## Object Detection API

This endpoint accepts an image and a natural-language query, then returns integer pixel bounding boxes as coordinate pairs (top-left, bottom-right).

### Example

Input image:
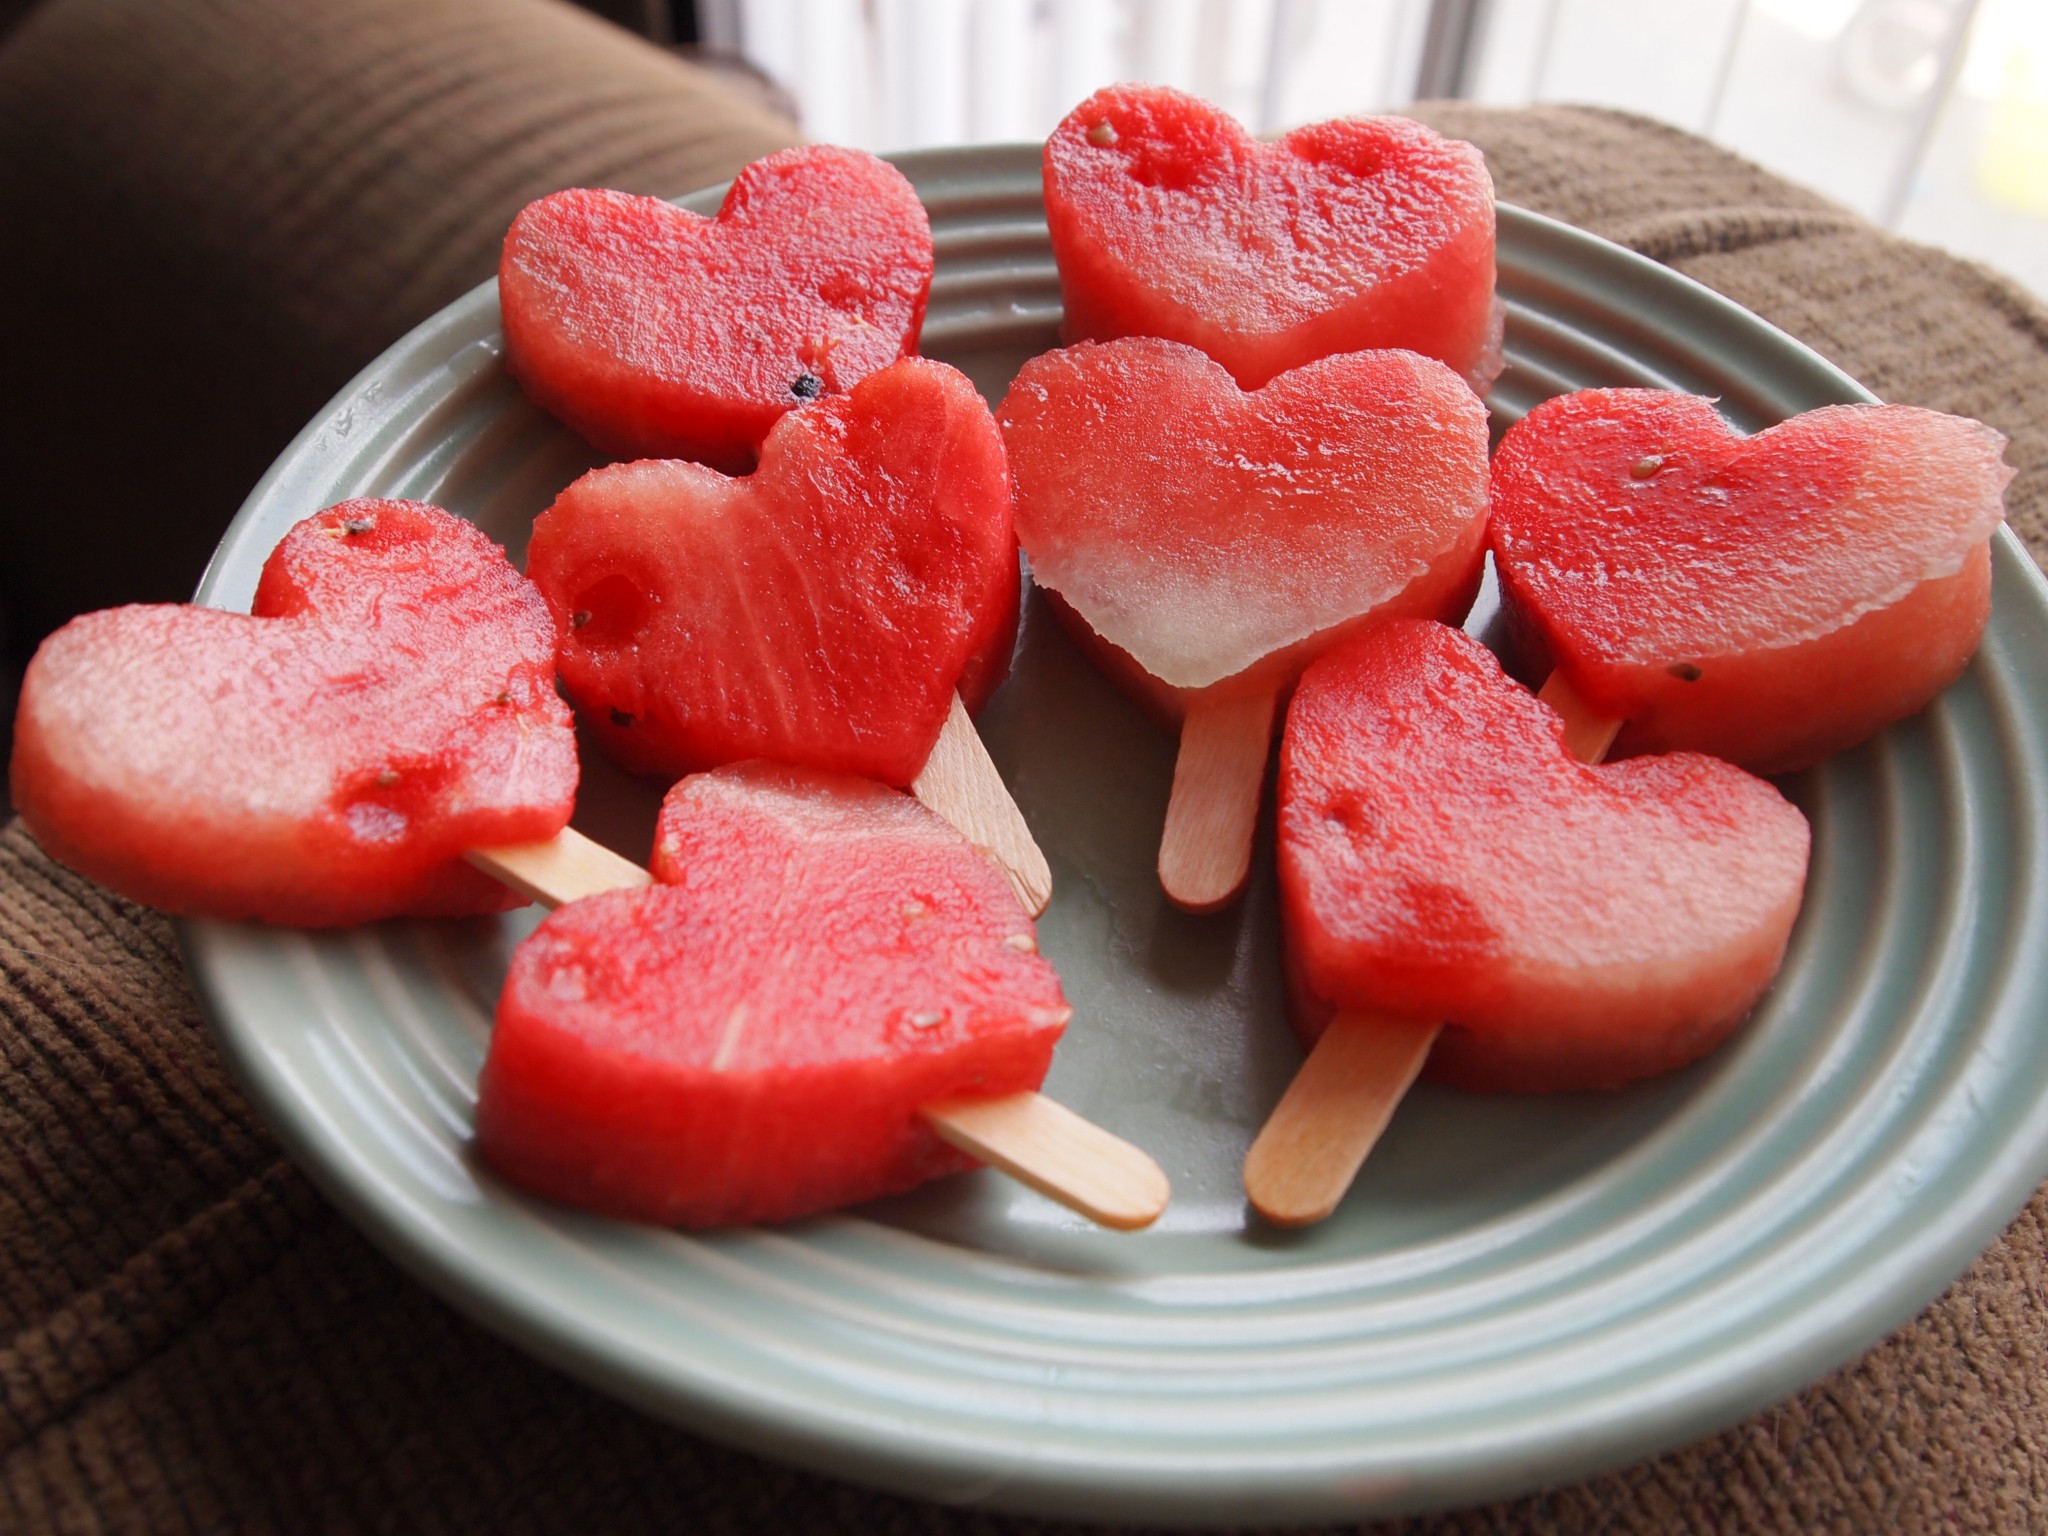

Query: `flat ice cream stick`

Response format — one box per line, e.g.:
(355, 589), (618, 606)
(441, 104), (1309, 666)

(467, 828), (654, 907)
(1158, 689), (1279, 913)
(912, 691), (1054, 917)
(463, 826), (1161, 1229)
(1242, 667), (1622, 1226)
(1243, 1012), (1440, 1226)
(1538, 669), (1623, 763)
(922, 1090), (1171, 1230)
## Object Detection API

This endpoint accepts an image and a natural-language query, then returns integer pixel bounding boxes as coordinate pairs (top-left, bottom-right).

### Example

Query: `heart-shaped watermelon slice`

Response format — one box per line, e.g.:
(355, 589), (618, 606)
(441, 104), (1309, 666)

(1043, 85), (1501, 394)
(500, 146), (933, 471)
(1490, 391), (2013, 774)
(10, 500), (578, 926)
(475, 761), (1068, 1228)
(1279, 620), (1809, 1093)
(997, 337), (1490, 716)
(527, 356), (1018, 787)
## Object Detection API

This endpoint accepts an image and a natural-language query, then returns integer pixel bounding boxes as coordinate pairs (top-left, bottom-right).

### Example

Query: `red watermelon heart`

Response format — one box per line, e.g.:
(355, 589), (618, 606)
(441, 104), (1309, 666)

(997, 337), (1489, 718)
(10, 500), (578, 926)
(1490, 391), (2011, 774)
(475, 761), (1068, 1228)
(1043, 85), (1501, 394)
(1279, 620), (1809, 1093)
(500, 146), (933, 471)
(526, 357), (1018, 788)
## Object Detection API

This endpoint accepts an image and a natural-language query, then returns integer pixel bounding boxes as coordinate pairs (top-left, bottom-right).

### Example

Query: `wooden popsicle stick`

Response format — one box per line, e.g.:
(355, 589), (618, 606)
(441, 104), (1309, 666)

(912, 691), (1053, 918)
(462, 830), (1159, 1229)
(1158, 688), (1279, 914)
(922, 1090), (1170, 1230)
(1242, 667), (1625, 1226)
(1243, 1012), (1440, 1227)
(466, 827), (653, 908)
(1538, 669), (1623, 764)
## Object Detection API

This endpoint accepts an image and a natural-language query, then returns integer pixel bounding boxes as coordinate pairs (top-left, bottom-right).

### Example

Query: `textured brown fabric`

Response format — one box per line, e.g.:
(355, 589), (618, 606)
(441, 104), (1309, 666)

(1, 7), (2046, 1528)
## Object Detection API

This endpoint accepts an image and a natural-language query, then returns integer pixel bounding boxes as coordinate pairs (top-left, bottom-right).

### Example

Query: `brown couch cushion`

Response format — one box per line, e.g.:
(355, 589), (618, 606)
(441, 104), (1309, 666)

(0, 0), (797, 661)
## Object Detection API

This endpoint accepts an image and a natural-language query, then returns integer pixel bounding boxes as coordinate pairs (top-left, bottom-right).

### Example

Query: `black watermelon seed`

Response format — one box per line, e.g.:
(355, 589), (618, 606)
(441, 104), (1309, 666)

(790, 373), (824, 400)
(1667, 662), (1703, 682)
(610, 708), (634, 728)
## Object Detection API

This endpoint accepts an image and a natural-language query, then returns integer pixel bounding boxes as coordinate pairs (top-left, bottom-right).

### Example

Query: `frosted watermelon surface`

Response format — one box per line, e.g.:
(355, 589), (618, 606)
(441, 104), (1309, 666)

(10, 501), (577, 926)
(997, 338), (1489, 716)
(526, 358), (1016, 787)
(475, 762), (1069, 1228)
(1491, 391), (2012, 774)
(1279, 620), (1810, 1093)
(500, 147), (933, 471)
(1043, 85), (1501, 393)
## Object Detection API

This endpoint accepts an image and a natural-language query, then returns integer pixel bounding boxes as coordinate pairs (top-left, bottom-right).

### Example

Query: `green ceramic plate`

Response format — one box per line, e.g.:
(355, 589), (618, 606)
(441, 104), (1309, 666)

(183, 145), (2048, 1525)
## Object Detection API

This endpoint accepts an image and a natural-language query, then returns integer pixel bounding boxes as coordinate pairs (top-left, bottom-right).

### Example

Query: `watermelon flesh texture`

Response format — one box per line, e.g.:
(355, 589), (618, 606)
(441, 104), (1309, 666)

(1491, 391), (2012, 775)
(475, 762), (1069, 1228)
(997, 338), (1490, 720)
(500, 147), (933, 472)
(1043, 86), (1501, 395)
(1278, 620), (1810, 1093)
(9, 501), (577, 926)
(527, 357), (1018, 787)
